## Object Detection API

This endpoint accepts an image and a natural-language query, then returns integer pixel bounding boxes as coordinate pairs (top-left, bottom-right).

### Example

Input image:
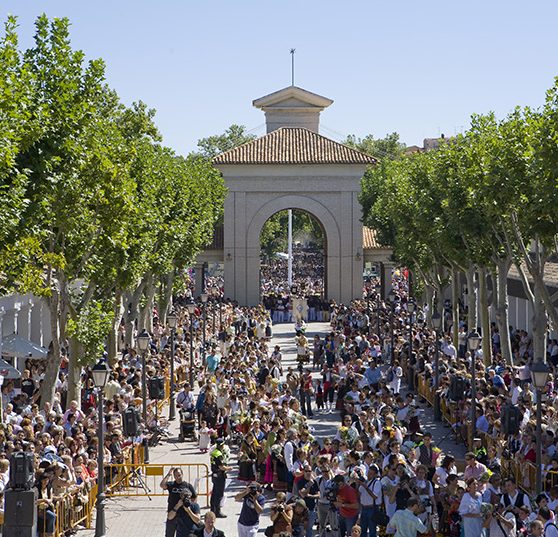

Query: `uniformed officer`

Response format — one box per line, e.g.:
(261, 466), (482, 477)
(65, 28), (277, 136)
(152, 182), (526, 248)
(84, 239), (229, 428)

(210, 439), (231, 518)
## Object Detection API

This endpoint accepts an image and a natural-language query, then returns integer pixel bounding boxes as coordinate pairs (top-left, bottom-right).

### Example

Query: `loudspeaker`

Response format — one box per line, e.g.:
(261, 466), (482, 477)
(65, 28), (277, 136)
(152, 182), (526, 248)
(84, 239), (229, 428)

(449, 376), (467, 401)
(148, 376), (165, 400)
(9, 452), (34, 491)
(4, 489), (37, 535)
(502, 404), (521, 435)
(123, 407), (140, 437)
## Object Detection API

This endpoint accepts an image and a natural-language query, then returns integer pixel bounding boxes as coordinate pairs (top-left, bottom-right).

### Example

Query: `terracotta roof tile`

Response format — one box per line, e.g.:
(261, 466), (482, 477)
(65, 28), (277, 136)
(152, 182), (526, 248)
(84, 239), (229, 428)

(213, 127), (376, 166)
(508, 261), (558, 288)
(363, 226), (382, 249)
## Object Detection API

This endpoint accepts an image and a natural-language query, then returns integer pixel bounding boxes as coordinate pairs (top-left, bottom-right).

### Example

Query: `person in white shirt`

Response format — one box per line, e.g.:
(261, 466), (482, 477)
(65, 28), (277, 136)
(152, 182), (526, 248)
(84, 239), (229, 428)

(540, 507), (558, 537)
(486, 505), (516, 537)
(358, 464), (383, 537)
(510, 378), (522, 405)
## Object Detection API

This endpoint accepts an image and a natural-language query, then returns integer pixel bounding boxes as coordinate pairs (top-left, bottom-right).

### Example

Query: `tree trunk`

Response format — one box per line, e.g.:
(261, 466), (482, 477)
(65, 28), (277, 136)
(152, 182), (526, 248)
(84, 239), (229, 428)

(107, 290), (123, 365)
(494, 257), (513, 365)
(532, 278), (548, 360)
(139, 273), (155, 333)
(41, 289), (62, 406)
(424, 284), (434, 326)
(123, 275), (148, 345)
(67, 336), (83, 405)
(451, 266), (459, 348)
(465, 265), (477, 332)
(158, 270), (175, 326)
(478, 267), (492, 366)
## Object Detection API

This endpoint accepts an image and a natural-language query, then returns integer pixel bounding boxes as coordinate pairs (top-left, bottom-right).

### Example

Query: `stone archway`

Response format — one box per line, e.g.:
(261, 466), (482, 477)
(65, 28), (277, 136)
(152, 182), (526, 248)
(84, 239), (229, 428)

(213, 85), (376, 306)
(246, 195), (338, 305)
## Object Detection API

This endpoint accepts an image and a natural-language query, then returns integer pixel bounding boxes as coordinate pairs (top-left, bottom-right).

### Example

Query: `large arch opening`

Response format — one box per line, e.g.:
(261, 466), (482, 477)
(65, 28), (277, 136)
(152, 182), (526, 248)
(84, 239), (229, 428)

(260, 209), (326, 320)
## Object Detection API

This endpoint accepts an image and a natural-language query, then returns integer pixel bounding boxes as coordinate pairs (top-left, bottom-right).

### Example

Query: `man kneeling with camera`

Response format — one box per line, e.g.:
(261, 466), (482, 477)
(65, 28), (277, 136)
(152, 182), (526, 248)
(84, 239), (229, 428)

(235, 482), (266, 537)
(167, 489), (201, 537)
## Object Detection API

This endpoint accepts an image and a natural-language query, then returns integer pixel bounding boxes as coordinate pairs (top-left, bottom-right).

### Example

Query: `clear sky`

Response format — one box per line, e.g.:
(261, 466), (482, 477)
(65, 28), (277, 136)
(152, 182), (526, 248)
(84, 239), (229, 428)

(2, 1), (558, 155)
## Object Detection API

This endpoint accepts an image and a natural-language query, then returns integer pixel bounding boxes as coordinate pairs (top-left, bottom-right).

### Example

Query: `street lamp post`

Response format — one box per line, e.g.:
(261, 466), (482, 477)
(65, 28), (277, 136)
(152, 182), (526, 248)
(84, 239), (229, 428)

(211, 298), (216, 335)
(201, 293), (208, 367)
(137, 330), (151, 425)
(167, 312), (177, 421)
(388, 291), (395, 365)
(375, 285), (381, 341)
(407, 300), (416, 389)
(531, 360), (550, 495)
(467, 331), (482, 450)
(186, 301), (196, 385)
(219, 297), (223, 330)
(432, 311), (442, 420)
(91, 359), (110, 537)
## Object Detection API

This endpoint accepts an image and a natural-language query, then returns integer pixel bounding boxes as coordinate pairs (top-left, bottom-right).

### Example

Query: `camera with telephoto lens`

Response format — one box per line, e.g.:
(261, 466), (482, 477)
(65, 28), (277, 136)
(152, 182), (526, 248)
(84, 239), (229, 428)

(180, 490), (192, 507)
(324, 481), (339, 503)
(248, 483), (261, 497)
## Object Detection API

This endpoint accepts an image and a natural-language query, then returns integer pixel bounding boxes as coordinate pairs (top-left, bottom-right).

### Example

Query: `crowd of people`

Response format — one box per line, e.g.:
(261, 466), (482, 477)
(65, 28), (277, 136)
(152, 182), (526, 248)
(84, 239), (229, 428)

(1, 267), (558, 537)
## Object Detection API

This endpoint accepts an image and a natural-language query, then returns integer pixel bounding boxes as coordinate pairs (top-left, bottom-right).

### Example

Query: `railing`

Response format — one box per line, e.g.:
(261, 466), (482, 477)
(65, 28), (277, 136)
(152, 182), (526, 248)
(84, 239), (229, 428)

(105, 462), (211, 507)
(414, 371), (558, 497)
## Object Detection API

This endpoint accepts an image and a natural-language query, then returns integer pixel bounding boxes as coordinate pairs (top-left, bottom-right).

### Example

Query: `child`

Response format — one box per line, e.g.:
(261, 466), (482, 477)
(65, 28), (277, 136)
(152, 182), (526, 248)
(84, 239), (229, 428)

(315, 380), (324, 412)
(198, 420), (213, 453)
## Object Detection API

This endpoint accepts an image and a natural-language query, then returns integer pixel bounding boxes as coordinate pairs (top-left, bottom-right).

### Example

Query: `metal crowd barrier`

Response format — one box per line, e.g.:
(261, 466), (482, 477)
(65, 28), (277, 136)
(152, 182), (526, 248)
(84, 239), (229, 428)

(415, 372), (558, 497)
(105, 462), (211, 507)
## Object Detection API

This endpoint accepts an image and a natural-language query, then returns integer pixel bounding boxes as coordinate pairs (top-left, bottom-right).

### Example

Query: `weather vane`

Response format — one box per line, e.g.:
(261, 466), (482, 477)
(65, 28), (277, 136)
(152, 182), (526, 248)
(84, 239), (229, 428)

(290, 48), (295, 86)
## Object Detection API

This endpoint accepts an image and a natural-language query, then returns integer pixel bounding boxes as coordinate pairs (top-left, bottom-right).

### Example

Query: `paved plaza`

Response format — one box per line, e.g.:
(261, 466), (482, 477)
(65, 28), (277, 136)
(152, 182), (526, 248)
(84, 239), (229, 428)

(81, 321), (465, 537)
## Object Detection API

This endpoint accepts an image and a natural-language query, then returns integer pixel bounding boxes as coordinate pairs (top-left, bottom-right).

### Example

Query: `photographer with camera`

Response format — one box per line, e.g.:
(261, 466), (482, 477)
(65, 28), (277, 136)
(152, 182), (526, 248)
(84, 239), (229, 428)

(269, 492), (293, 536)
(165, 488), (201, 537)
(484, 504), (516, 537)
(333, 474), (361, 537)
(386, 497), (427, 536)
(293, 465), (320, 537)
(235, 481), (266, 537)
(160, 467), (197, 537)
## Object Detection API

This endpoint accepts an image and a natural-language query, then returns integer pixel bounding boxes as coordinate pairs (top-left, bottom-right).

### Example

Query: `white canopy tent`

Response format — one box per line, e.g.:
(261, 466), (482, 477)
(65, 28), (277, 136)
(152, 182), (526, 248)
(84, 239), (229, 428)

(1, 333), (48, 359)
(0, 358), (21, 379)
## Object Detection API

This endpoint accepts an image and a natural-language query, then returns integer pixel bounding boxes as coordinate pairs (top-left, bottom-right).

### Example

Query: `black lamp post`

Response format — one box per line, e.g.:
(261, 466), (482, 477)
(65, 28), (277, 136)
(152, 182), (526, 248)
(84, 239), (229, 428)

(186, 301), (196, 385)
(137, 329), (151, 425)
(167, 311), (177, 421)
(375, 285), (381, 340)
(531, 359), (550, 494)
(388, 290), (395, 365)
(467, 331), (482, 450)
(407, 300), (416, 389)
(201, 293), (208, 367)
(211, 298), (216, 335)
(91, 359), (110, 537)
(431, 311), (442, 420)
(219, 296), (223, 330)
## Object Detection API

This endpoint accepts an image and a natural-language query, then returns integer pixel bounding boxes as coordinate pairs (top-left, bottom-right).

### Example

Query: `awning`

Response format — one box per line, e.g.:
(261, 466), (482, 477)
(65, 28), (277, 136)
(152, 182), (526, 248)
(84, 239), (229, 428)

(0, 358), (21, 379)
(1, 334), (48, 359)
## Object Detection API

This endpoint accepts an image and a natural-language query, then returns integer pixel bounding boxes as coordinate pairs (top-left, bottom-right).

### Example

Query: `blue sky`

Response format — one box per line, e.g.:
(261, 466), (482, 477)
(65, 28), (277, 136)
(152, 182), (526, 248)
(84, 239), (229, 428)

(2, 1), (558, 155)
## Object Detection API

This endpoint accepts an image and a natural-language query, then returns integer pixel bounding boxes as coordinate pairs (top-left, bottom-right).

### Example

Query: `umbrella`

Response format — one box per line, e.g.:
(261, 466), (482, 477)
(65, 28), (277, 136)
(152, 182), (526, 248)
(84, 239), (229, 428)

(1, 334), (48, 359)
(0, 358), (21, 379)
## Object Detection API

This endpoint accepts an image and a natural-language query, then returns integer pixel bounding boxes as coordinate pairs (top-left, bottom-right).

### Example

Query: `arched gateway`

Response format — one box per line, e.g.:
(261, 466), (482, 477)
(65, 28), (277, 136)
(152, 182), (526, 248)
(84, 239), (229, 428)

(213, 86), (376, 306)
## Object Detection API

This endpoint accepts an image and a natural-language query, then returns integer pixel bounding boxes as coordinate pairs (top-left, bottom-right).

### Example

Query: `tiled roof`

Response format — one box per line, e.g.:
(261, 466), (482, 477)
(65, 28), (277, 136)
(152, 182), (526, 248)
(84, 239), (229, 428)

(213, 127), (377, 166)
(508, 261), (558, 288)
(363, 226), (385, 250)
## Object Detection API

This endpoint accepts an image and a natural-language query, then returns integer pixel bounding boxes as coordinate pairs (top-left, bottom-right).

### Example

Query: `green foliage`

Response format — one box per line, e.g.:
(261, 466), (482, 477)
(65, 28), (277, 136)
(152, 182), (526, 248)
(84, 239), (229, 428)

(66, 300), (113, 366)
(196, 124), (256, 158)
(0, 15), (225, 366)
(345, 132), (406, 161)
(260, 210), (324, 258)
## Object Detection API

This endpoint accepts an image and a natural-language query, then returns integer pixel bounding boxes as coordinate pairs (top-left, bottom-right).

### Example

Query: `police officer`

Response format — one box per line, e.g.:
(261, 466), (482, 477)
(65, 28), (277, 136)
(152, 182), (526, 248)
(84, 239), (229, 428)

(210, 439), (230, 518)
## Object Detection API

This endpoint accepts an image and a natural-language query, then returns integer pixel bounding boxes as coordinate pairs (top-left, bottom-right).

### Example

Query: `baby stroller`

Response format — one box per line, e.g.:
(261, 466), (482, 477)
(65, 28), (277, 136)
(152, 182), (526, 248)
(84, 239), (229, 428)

(178, 409), (197, 441)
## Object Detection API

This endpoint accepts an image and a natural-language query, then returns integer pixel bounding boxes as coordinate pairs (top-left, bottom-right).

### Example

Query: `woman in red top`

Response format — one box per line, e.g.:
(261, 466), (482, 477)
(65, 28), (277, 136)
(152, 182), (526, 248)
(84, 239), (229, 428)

(333, 475), (360, 536)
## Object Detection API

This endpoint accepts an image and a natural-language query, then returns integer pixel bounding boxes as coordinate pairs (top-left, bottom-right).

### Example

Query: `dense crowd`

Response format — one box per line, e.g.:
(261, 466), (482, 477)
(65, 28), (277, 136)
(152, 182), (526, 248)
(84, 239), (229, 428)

(2, 267), (558, 537)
